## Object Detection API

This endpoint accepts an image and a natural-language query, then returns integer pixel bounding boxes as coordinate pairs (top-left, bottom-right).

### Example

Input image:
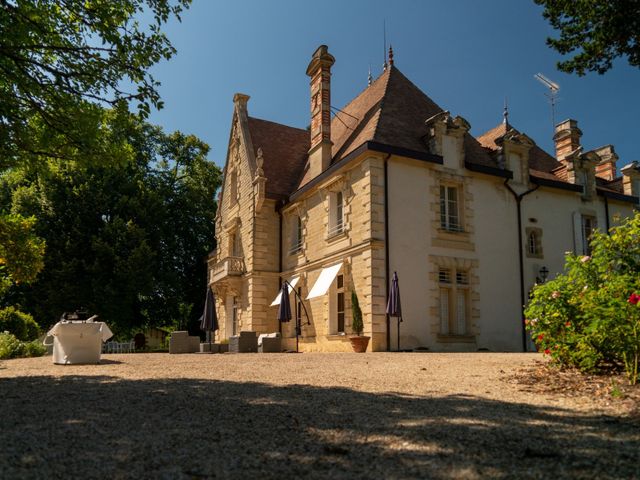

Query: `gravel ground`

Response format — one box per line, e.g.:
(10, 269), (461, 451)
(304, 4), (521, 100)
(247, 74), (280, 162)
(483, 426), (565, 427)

(1, 352), (638, 479)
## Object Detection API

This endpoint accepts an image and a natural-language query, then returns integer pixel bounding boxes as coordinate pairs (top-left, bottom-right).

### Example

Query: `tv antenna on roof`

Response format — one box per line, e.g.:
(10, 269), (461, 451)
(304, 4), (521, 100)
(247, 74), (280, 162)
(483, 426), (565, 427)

(534, 73), (560, 132)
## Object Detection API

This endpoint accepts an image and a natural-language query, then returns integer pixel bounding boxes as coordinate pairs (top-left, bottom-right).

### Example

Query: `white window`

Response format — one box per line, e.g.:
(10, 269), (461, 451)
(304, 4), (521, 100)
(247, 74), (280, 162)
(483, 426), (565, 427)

(440, 185), (461, 232)
(328, 190), (344, 237)
(581, 215), (596, 256)
(438, 267), (469, 336)
(289, 215), (303, 255)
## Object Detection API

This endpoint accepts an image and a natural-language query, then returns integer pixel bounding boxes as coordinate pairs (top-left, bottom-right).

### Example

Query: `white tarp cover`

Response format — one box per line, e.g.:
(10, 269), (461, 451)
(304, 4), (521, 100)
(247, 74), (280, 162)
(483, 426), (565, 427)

(46, 321), (113, 365)
(306, 263), (342, 299)
(270, 276), (300, 306)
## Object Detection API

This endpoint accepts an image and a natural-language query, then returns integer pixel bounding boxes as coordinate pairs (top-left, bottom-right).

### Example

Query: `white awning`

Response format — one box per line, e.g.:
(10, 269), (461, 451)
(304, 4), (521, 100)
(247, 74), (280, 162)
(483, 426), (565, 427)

(306, 263), (342, 299)
(270, 276), (300, 306)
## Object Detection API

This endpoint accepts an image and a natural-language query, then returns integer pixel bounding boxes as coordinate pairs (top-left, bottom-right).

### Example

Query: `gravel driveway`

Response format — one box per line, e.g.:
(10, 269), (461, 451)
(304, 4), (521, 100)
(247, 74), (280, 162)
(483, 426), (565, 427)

(1, 352), (638, 479)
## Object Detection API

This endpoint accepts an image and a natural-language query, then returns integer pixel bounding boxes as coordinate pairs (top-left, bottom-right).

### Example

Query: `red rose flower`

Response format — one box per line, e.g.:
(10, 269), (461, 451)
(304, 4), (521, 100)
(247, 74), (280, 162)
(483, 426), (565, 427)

(544, 349), (551, 355)
(537, 334), (544, 341)
(628, 293), (640, 305)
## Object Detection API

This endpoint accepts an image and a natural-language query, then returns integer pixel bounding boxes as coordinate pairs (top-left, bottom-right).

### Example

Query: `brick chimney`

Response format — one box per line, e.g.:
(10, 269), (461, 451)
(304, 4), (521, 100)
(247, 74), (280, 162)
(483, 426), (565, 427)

(553, 119), (582, 163)
(306, 45), (335, 179)
(593, 145), (618, 181)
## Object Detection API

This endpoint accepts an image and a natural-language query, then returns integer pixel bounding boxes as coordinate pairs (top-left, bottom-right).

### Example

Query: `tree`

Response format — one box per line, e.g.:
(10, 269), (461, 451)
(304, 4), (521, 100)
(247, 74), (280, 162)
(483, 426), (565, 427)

(0, 0), (191, 165)
(3, 110), (221, 336)
(535, 0), (640, 75)
(0, 214), (45, 295)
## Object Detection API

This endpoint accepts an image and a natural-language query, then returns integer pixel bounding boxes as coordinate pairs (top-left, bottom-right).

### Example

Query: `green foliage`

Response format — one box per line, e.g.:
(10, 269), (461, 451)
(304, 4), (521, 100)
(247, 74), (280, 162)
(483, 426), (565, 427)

(0, 0), (191, 166)
(351, 291), (363, 336)
(3, 110), (221, 336)
(525, 213), (640, 384)
(535, 0), (640, 75)
(0, 332), (25, 359)
(0, 307), (40, 341)
(0, 214), (45, 295)
(23, 339), (46, 358)
(0, 332), (46, 359)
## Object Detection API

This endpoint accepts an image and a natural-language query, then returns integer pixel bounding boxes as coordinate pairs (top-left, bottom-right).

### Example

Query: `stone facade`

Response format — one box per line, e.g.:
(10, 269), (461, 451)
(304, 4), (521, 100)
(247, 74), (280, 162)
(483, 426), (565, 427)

(209, 46), (639, 353)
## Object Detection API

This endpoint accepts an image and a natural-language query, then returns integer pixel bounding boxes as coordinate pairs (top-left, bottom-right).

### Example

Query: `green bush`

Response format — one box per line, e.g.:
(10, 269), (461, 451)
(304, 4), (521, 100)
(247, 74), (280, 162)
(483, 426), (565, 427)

(23, 339), (46, 357)
(525, 213), (640, 384)
(0, 307), (40, 341)
(0, 332), (26, 359)
(0, 332), (47, 359)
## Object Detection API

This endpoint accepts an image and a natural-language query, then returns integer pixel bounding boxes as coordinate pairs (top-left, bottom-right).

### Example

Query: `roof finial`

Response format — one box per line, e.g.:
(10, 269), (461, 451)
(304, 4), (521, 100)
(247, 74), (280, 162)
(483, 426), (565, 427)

(382, 20), (388, 72)
(368, 64), (373, 86)
(503, 97), (509, 126)
(388, 45), (394, 67)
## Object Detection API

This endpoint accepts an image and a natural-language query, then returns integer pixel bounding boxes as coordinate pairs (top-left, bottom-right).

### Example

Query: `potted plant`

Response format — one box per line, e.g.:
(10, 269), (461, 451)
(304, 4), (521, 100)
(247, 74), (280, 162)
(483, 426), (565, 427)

(349, 291), (370, 353)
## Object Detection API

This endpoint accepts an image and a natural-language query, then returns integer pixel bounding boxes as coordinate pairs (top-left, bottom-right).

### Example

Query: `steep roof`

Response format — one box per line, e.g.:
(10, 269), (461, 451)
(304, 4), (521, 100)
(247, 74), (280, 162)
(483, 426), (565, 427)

(297, 66), (498, 187)
(476, 121), (626, 194)
(246, 117), (309, 198)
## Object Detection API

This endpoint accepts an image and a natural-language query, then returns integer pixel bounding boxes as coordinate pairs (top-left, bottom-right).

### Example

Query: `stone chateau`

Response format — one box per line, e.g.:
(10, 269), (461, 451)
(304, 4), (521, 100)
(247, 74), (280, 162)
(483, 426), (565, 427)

(209, 45), (639, 352)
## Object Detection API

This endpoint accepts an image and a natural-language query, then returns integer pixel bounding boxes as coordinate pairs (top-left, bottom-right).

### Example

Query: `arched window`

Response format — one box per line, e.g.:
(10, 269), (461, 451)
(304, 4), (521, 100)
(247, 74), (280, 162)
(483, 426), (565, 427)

(526, 228), (543, 258)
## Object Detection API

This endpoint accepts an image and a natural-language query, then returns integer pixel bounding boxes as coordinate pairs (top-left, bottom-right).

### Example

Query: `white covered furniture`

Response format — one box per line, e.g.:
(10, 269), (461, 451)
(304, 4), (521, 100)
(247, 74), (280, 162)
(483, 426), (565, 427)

(45, 321), (113, 365)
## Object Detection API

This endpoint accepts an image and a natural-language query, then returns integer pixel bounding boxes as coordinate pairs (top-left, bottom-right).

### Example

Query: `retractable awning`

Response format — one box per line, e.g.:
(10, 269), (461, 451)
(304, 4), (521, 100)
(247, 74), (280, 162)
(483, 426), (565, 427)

(270, 276), (300, 306)
(306, 263), (342, 299)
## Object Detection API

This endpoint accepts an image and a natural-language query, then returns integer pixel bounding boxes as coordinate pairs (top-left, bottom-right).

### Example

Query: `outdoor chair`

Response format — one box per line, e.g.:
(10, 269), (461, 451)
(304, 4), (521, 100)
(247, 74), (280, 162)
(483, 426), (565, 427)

(258, 333), (282, 353)
(229, 331), (258, 353)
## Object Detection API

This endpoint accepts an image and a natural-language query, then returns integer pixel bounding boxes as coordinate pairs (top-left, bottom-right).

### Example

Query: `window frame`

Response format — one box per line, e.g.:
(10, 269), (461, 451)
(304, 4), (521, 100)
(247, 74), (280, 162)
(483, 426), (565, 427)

(288, 214), (303, 255)
(581, 215), (597, 256)
(438, 267), (469, 336)
(439, 184), (462, 233)
(525, 227), (544, 259)
(328, 190), (345, 238)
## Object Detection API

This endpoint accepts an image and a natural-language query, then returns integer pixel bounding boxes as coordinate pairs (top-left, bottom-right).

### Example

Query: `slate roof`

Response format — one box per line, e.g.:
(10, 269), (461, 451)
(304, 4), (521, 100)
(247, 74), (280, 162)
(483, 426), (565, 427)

(245, 64), (626, 198)
(476, 121), (626, 194)
(246, 117), (309, 198)
(297, 66), (498, 187)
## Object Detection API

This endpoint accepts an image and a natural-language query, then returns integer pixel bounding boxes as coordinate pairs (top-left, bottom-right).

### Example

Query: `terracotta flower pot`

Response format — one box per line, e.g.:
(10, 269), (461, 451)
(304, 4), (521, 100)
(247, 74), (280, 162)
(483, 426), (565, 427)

(349, 335), (370, 353)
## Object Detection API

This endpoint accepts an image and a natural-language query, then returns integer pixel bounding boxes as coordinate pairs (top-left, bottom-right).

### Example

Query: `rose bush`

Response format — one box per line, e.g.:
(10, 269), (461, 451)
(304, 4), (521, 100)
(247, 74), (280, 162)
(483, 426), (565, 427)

(525, 213), (640, 385)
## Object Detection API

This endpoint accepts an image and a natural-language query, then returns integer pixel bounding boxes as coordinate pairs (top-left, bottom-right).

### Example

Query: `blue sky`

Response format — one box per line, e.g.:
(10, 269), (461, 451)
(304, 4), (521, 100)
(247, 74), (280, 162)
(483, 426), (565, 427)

(147, 0), (640, 169)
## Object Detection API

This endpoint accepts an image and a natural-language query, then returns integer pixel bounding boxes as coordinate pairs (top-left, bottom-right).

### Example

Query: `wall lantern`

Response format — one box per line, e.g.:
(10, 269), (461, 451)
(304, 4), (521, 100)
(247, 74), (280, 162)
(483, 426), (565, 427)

(539, 266), (549, 284)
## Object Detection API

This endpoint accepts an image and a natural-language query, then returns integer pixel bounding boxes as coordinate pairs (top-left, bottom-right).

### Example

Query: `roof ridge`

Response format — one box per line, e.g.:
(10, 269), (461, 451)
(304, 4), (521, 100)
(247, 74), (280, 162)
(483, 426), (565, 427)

(369, 66), (395, 142)
(248, 115), (307, 134)
(333, 68), (391, 121)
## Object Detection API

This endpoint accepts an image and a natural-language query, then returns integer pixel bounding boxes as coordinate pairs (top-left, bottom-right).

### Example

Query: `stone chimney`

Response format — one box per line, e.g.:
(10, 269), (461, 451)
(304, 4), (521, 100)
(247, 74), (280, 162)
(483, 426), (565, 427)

(306, 45), (335, 179)
(621, 161), (640, 198)
(553, 119), (582, 163)
(593, 145), (618, 181)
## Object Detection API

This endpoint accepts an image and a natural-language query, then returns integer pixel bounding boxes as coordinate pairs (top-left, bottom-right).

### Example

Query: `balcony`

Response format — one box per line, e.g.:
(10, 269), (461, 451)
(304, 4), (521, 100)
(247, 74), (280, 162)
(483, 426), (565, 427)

(210, 256), (245, 283)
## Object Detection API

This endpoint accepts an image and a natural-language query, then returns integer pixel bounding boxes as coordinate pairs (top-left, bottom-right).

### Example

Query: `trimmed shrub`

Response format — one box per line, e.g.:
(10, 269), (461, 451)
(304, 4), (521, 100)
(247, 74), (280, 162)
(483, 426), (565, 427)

(351, 291), (363, 336)
(0, 307), (40, 341)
